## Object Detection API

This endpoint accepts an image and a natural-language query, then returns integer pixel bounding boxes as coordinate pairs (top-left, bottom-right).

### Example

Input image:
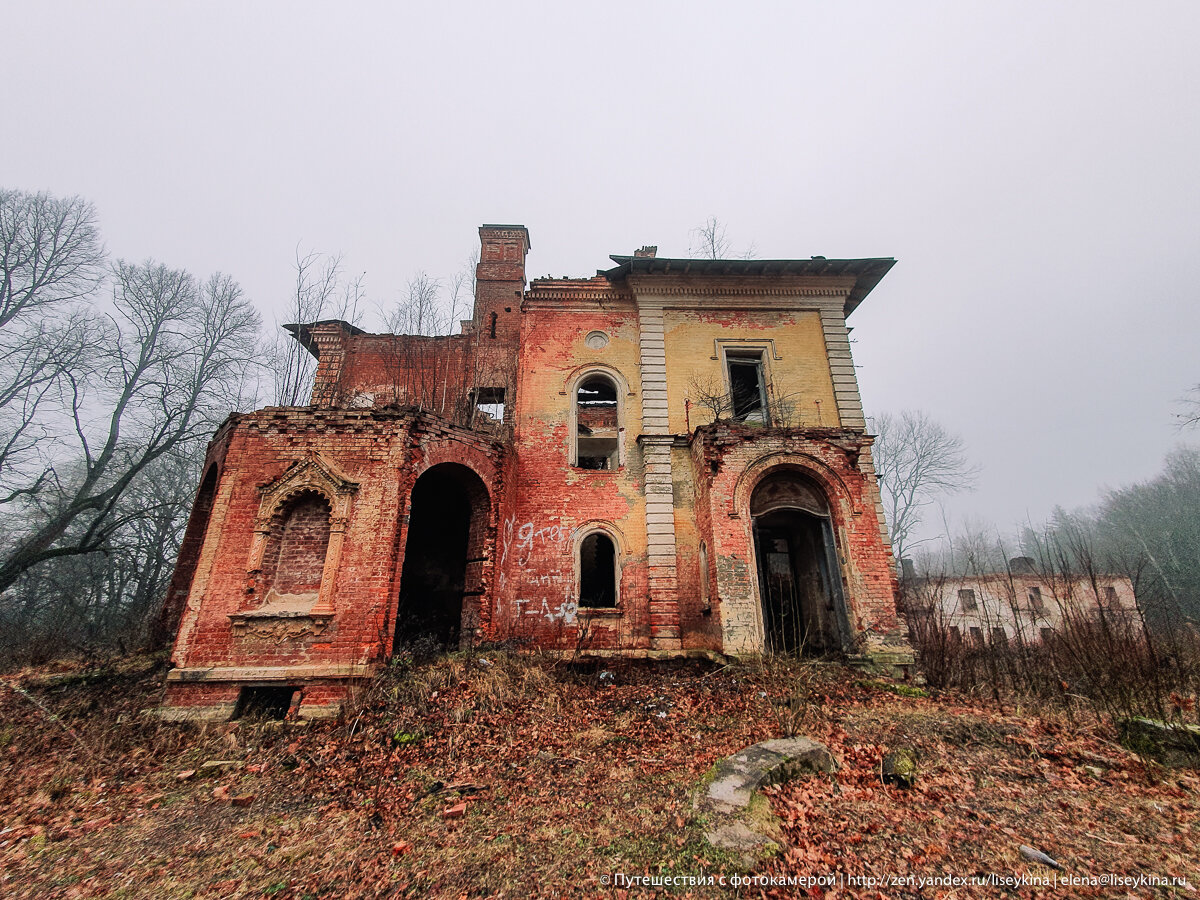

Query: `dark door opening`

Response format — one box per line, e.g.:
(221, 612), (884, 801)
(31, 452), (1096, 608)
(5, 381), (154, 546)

(395, 464), (485, 649)
(754, 509), (844, 654)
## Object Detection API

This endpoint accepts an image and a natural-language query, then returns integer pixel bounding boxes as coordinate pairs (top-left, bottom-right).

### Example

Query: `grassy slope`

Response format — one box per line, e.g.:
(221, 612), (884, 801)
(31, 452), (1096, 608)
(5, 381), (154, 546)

(0, 654), (1196, 899)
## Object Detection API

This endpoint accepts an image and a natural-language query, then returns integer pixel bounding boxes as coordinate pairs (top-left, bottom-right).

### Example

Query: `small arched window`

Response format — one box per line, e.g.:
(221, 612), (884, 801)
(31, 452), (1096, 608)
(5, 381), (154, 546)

(699, 540), (711, 613)
(260, 490), (332, 601)
(578, 531), (618, 608)
(574, 374), (620, 470)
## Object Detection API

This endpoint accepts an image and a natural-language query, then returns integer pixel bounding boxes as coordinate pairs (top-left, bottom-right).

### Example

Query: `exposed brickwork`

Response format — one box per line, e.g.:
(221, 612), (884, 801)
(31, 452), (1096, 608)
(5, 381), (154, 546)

(161, 229), (910, 719)
(261, 491), (332, 598)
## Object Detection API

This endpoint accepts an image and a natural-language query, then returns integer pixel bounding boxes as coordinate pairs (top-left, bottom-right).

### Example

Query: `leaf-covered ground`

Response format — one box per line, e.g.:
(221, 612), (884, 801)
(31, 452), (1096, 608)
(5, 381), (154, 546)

(0, 653), (1196, 899)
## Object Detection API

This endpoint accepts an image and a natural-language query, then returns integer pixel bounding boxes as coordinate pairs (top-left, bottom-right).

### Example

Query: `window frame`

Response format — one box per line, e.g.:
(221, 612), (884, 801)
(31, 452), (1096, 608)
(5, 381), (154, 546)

(1027, 585), (1045, 613)
(573, 523), (623, 611)
(722, 346), (771, 424)
(567, 367), (627, 471)
(957, 587), (978, 611)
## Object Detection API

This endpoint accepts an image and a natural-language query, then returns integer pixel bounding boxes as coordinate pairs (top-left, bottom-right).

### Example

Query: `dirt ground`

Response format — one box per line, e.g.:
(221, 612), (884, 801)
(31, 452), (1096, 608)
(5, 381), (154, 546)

(0, 653), (1196, 899)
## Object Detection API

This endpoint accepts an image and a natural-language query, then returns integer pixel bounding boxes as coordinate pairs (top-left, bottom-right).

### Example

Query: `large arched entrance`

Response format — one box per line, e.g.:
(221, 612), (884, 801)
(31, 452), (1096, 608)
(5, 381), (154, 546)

(750, 470), (850, 655)
(394, 463), (490, 649)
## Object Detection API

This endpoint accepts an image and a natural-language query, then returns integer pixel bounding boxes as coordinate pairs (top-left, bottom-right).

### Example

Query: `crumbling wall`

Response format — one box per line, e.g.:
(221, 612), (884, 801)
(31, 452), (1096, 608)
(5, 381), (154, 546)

(693, 423), (902, 656)
(163, 408), (506, 719)
(491, 287), (652, 649)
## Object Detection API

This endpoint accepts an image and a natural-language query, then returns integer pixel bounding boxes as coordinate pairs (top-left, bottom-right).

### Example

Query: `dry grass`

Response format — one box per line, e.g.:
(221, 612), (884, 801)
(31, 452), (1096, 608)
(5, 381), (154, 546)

(1, 653), (1197, 899)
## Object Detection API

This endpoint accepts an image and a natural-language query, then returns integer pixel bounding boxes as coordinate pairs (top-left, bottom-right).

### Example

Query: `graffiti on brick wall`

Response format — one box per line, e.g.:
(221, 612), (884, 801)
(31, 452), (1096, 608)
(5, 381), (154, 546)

(499, 515), (578, 625)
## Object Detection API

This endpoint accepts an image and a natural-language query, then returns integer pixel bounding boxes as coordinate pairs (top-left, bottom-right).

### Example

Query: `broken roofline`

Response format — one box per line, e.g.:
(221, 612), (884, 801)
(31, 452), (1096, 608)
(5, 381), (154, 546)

(282, 320), (469, 360)
(602, 255), (896, 318)
(282, 246), (895, 354)
(282, 320), (366, 358)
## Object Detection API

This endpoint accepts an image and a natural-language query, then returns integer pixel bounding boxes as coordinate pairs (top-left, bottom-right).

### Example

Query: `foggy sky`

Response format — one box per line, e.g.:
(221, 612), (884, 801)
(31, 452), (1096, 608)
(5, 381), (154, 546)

(5, 1), (1199, 546)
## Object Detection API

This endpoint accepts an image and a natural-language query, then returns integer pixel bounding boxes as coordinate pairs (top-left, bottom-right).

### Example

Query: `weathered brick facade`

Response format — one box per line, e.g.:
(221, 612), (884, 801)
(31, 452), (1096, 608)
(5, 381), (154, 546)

(160, 226), (912, 720)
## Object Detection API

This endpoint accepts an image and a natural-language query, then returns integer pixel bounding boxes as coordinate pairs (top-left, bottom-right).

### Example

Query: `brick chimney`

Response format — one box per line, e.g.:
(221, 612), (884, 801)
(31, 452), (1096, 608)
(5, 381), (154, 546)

(634, 245), (657, 258)
(473, 225), (529, 342)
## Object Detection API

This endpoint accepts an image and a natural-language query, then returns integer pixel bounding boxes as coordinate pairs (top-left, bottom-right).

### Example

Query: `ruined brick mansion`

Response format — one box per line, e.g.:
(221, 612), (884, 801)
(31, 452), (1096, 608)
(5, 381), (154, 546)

(159, 225), (912, 720)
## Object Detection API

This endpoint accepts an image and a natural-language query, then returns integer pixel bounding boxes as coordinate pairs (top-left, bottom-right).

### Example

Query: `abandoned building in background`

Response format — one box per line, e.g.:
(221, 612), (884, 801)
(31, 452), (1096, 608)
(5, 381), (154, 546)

(904, 556), (1139, 647)
(159, 225), (913, 720)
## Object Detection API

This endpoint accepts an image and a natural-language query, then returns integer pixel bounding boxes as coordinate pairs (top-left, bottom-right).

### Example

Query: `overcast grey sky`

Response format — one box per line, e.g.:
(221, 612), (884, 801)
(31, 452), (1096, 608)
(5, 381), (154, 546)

(5, 1), (1198, 543)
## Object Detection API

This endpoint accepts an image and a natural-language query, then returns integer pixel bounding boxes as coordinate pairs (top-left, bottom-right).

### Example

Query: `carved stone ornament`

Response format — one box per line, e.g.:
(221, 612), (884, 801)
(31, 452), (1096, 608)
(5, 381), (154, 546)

(243, 451), (359, 618)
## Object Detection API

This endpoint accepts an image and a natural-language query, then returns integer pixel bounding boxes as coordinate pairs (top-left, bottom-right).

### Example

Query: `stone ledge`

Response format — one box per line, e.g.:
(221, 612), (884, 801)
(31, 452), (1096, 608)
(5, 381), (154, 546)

(166, 663), (376, 683)
(696, 736), (838, 853)
(150, 702), (340, 723)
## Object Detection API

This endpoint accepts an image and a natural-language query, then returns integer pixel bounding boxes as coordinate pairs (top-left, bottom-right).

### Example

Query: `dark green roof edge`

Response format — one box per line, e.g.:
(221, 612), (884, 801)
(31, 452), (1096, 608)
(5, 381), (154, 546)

(601, 255), (896, 318)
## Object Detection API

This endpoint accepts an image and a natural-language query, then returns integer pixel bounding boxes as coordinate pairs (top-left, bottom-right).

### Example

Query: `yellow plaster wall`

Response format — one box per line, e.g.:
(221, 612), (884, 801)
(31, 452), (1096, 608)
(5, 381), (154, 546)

(661, 309), (839, 433)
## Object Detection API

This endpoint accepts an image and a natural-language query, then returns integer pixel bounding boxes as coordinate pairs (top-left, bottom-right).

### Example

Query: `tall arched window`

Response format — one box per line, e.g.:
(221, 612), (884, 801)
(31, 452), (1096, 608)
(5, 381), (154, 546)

(260, 490), (332, 601)
(573, 374), (620, 470)
(578, 530), (618, 608)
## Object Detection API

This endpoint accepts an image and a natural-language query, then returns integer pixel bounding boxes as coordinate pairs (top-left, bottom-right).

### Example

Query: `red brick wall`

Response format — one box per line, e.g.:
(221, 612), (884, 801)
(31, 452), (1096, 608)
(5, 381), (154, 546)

(261, 491), (332, 597)
(168, 409), (505, 686)
(489, 299), (651, 650)
(692, 423), (900, 654)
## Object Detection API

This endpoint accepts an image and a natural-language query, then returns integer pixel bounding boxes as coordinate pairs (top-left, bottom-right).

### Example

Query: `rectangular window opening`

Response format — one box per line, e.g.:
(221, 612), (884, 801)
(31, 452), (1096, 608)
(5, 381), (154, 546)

(234, 686), (298, 721)
(1027, 586), (1044, 612)
(472, 387), (505, 423)
(725, 351), (768, 423)
(957, 588), (977, 611)
(1103, 586), (1120, 610)
(576, 436), (618, 470)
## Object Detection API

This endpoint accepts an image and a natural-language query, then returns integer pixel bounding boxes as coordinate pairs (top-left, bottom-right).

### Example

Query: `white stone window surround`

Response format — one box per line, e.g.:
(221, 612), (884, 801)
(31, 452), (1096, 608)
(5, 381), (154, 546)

(571, 521), (625, 612)
(563, 364), (632, 470)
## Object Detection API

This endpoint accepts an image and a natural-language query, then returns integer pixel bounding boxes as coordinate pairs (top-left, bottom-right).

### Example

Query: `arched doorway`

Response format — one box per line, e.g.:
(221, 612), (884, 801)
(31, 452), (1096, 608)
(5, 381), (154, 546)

(394, 463), (490, 649)
(750, 470), (850, 655)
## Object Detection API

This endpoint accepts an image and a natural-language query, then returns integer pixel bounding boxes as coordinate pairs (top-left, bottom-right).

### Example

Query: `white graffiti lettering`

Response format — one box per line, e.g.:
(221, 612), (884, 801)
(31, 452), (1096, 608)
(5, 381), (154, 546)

(499, 516), (576, 623)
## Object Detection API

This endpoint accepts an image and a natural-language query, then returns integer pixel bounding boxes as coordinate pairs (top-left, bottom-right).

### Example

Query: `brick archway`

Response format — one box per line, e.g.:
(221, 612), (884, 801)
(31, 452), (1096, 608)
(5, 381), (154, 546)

(748, 468), (853, 655)
(393, 462), (492, 650)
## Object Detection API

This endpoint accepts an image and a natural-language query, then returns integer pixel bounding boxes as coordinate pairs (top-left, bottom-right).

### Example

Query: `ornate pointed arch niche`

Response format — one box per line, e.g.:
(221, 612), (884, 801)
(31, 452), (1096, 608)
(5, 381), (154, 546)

(241, 452), (359, 624)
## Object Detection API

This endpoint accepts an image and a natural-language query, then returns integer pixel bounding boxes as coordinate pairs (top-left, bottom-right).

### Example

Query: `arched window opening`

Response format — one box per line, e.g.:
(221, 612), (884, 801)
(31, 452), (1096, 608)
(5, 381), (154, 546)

(579, 532), (617, 608)
(261, 490), (332, 601)
(575, 375), (619, 470)
(699, 541), (711, 613)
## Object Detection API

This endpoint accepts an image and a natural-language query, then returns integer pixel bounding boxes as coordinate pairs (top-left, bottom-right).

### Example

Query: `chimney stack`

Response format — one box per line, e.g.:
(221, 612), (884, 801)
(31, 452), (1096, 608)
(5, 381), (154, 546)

(633, 245), (657, 258)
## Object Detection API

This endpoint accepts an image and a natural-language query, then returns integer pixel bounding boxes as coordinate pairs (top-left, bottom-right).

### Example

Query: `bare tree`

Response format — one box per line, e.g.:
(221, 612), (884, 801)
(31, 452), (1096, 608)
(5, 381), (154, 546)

(0, 247), (259, 595)
(687, 372), (735, 423)
(690, 216), (732, 259)
(267, 249), (365, 406)
(0, 191), (106, 505)
(689, 216), (757, 259)
(383, 271), (450, 336)
(871, 409), (977, 562)
(1180, 385), (1200, 429)
(0, 189), (105, 327)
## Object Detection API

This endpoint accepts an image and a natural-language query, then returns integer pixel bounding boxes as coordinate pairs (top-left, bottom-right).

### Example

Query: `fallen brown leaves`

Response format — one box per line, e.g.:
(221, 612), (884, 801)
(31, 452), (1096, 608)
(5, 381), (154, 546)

(761, 691), (1200, 899)
(0, 654), (1196, 899)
